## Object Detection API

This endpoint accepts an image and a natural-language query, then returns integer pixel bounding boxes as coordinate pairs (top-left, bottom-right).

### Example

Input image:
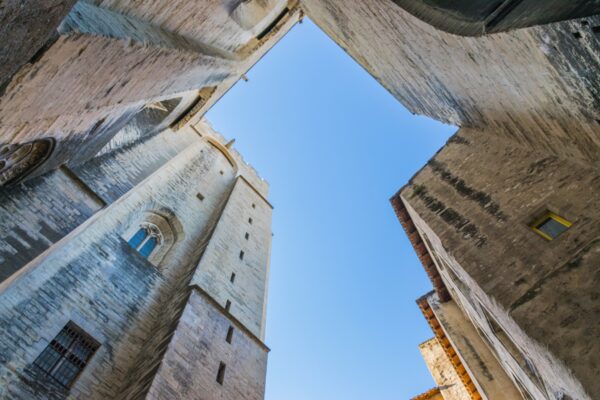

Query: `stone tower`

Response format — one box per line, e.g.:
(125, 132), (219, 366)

(0, 1), (299, 396)
(0, 118), (273, 400)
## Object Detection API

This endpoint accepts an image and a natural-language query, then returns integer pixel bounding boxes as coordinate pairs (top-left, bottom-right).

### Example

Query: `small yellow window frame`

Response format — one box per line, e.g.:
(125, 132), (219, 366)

(530, 211), (572, 241)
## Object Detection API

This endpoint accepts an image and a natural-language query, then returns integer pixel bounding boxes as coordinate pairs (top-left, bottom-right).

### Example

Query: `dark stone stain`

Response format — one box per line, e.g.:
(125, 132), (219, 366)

(427, 159), (508, 222)
(389, 0), (600, 36)
(104, 84), (115, 96)
(0, 170), (102, 282)
(540, 16), (600, 123)
(462, 336), (494, 381)
(447, 135), (471, 145)
(1, 226), (53, 281)
(509, 239), (597, 311)
(0, 0), (76, 91)
(411, 184), (487, 247)
(0, 234), (164, 398)
(527, 156), (558, 175)
(560, 314), (578, 328)
(514, 277), (527, 286)
(37, 221), (63, 243)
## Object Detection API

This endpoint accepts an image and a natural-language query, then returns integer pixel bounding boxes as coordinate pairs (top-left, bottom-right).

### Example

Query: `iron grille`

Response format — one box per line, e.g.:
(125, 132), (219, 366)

(34, 322), (99, 388)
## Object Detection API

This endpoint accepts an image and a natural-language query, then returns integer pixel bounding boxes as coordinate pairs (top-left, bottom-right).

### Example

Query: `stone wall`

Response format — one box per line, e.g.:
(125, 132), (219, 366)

(0, 0), (75, 89)
(0, 121), (198, 286)
(0, 0), (300, 185)
(302, 0), (600, 161)
(146, 288), (268, 400)
(190, 175), (274, 340)
(0, 167), (104, 282)
(427, 295), (521, 400)
(0, 119), (273, 399)
(419, 338), (471, 400)
(397, 128), (600, 399)
(72, 126), (198, 204)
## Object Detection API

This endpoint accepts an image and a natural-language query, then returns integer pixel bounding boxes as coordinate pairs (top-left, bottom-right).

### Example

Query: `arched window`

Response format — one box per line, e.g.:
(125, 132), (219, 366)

(127, 224), (162, 259)
(122, 210), (183, 268)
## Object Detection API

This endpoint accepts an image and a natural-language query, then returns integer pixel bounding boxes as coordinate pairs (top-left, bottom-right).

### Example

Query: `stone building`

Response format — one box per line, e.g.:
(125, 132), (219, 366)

(413, 337), (472, 400)
(297, 2), (599, 400)
(413, 291), (522, 400)
(299, 2), (599, 398)
(394, 127), (600, 400)
(0, 0), (301, 188)
(303, 0), (600, 400)
(1, 1), (599, 400)
(0, 3), (298, 396)
(0, 113), (275, 399)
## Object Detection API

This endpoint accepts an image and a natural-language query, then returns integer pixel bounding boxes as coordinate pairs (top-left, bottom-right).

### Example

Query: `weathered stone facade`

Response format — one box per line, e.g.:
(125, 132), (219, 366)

(0, 118), (273, 399)
(303, 0), (600, 161)
(418, 337), (471, 400)
(303, 1), (600, 399)
(0, 0), (301, 186)
(2, 1), (599, 400)
(395, 129), (600, 400)
(0, 2), (294, 398)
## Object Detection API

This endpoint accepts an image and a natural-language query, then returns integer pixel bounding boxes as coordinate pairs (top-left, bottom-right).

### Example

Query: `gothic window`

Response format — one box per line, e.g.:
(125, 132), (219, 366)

(123, 211), (181, 267)
(128, 224), (162, 259)
(34, 322), (99, 388)
(530, 211), (572, 241)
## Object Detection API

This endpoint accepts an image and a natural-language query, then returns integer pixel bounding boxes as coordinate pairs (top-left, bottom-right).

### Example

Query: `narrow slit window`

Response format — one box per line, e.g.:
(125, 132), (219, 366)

(226, 326), (234, 344)
(530, 211), (572, 240)
(225, 300), (231, 312)
(33, 322), (99, 388)
(239, 250), (244, 260)
(216, 362), (226, 385)
(230, 273), (236, 283)
(248, 218), (253, 224)
(252, 203), (256, 209)
(245, 232), (249, 240)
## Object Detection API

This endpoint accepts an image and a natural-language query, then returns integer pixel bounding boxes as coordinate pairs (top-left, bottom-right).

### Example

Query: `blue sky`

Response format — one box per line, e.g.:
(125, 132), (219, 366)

(207, 19), (456, 400)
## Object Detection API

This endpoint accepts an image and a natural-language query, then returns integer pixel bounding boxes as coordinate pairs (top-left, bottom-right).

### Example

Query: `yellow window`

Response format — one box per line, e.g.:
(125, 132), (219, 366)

(530, 211), (572, 241)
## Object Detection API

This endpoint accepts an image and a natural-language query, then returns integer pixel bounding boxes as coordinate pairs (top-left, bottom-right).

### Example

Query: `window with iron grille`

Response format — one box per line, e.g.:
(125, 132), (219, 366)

(34, 322), (99, 388)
